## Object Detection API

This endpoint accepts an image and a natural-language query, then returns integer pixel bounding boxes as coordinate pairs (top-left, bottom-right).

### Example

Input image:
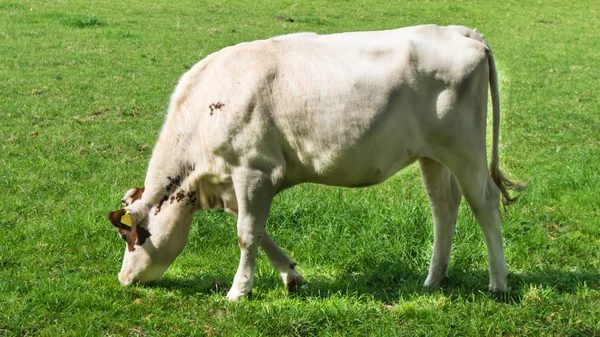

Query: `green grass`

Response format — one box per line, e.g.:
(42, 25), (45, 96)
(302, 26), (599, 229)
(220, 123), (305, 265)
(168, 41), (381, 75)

(1, 0), (599, 335)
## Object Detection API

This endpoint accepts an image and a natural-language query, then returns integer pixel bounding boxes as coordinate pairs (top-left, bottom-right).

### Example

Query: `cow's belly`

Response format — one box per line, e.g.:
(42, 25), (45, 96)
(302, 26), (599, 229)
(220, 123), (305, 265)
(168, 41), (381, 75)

(281, 120), (423, 188)
(310, 154), (418, 188)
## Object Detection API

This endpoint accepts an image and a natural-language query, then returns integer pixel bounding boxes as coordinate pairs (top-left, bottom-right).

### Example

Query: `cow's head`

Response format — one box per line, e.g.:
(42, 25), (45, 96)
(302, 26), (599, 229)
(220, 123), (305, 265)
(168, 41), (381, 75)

(108, 177), (238, 286)
(108, 186), (197, 286)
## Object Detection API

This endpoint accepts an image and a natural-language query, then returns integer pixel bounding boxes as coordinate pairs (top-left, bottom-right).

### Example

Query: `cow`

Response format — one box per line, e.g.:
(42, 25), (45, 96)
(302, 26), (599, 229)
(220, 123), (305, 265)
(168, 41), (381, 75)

(108, 24), (522, 301)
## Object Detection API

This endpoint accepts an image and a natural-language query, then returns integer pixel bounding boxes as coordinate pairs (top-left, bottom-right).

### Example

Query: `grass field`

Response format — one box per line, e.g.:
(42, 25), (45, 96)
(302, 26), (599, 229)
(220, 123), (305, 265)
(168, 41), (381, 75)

(1, 0), (599, 335)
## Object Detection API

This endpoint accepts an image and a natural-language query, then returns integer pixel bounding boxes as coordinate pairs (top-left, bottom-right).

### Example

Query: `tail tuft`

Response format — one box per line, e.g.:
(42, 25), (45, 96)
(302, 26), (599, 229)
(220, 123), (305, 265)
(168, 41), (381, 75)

(490, 160), (525, 205)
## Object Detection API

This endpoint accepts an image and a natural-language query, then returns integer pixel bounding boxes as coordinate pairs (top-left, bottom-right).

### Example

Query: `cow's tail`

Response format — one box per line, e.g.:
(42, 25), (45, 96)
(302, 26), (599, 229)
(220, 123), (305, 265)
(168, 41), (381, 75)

(486, 43), (524, 205)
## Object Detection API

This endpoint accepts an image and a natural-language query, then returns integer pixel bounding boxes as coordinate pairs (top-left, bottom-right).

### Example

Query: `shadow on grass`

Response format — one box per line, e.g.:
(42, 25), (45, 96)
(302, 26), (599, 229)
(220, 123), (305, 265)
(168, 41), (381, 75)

(147, 266), (599, 304)
(147, 274), (230, 297)
(428, 269), (600, 304)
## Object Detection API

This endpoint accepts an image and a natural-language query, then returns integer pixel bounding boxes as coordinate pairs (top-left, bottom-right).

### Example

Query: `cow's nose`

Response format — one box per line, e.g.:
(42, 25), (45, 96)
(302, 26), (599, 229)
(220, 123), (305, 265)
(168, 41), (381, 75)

(118, 270), (135, 286)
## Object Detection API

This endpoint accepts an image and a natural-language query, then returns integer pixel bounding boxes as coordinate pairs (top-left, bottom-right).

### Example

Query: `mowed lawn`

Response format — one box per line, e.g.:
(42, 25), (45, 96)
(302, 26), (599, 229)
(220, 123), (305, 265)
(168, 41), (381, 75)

(1, 0), (599, 336)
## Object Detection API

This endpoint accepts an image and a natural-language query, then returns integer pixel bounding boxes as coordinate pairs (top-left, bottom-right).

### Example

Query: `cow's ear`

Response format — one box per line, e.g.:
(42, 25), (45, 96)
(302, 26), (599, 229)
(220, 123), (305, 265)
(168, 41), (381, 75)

(109, 209), (134, 251)
(108, 209), (132, 230)
(108, 208), (150, 251)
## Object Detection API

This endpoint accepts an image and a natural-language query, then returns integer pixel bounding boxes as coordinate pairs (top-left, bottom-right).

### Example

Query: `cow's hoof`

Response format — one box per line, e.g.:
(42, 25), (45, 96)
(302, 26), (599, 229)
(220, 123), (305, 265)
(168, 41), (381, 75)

(489, 284), (508, 293)
(423, 275), (449, 289)
(282, 266), (303, 293)
(489, 273), (509, 293)
(227, 288), (251, 301)
(286, 274), (303, 293)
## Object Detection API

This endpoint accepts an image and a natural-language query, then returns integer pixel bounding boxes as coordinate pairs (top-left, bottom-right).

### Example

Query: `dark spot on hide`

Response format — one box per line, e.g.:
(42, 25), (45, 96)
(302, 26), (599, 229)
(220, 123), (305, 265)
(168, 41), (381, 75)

(121, 226), (151, 252)
(134, 226), (151, 248)
(208, 102), (224, 116)
(154, 195), (168, 215)
(166, 175), (181, 193)
(170, 189), (186, 204)
(176, 190), (186, 202)
(187, 164), (196, 176)
(186, 191), (197, 206)
(120, 228), (136, 252)
(131, 187), (144, 201)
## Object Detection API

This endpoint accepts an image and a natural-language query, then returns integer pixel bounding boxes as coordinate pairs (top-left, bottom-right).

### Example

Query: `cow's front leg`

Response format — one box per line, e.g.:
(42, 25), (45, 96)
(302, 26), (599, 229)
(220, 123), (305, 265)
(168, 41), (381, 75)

(227, 170), (276, 301)
(261, 231), (303, 292)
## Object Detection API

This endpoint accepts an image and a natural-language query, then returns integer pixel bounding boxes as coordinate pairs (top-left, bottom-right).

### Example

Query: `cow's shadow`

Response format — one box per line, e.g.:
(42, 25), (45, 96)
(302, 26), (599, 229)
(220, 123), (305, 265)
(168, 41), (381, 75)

(148, 273), (231, 296)
(147, 264), (600, 304)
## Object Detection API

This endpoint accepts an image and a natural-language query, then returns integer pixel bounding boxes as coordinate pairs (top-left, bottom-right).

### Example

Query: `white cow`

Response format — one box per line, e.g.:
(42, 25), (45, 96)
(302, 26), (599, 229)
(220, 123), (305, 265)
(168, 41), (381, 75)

(109, 25), (521, 301)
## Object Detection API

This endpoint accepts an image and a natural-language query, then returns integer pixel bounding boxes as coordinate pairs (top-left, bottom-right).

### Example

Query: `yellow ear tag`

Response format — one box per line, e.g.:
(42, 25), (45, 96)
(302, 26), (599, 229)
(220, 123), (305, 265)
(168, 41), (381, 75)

(121, 212), (133, 228)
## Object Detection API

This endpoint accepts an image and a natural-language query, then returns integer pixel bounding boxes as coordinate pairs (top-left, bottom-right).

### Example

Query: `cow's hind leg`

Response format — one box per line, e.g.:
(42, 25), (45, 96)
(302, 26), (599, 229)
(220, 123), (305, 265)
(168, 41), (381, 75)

(261, 231), (303, 293)
(419, 157), (462, 288)
(227, 169), (276, 301)
(450, 159), (509, 293)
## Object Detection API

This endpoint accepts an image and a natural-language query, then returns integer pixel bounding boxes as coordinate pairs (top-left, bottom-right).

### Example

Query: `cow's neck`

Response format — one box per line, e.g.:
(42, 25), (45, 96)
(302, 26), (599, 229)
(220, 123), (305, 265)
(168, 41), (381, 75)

(141, 126), (200, 204)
